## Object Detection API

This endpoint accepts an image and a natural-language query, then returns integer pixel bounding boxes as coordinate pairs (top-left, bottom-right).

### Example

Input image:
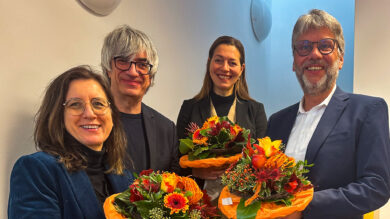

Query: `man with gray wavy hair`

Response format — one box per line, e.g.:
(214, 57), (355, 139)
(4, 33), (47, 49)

(101, 25), (180, 174)
(267, 9), (390, 219)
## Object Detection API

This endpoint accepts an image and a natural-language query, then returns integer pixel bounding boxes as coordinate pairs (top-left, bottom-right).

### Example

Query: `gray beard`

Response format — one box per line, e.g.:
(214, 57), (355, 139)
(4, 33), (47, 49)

(294, 60), (339, 95)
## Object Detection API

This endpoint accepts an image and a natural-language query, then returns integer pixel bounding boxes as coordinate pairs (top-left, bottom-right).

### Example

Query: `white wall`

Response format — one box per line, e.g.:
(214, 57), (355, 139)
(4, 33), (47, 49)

(0, 0), (260, 217)
(355, 0), (390, 218)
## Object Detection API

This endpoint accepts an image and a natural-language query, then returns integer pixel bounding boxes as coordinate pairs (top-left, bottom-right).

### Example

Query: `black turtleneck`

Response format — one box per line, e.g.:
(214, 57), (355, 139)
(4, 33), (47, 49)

(64, 132), (113, 205)
(210, 91), (235, 116)
(79, 145), (113, 205)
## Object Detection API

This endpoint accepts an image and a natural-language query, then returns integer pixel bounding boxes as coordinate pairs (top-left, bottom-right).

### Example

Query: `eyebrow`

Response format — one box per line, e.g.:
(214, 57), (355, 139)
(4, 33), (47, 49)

(133, 58), (148, 62)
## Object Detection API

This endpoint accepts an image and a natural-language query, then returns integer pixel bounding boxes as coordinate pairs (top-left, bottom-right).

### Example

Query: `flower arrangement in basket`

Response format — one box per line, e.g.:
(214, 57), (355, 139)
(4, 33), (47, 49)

(103, 169), (219, 219)
(179, 116), (252, 168)
(219, 137), (314, 219)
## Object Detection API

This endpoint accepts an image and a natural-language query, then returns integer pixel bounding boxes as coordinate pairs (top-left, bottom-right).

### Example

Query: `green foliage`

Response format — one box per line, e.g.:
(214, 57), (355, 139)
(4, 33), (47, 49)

(236, 199), (261, 219)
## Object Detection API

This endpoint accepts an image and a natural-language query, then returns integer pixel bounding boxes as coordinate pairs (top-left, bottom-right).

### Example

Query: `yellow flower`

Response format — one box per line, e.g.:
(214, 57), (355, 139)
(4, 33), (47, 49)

(161, 172), (179, 193)
(164, 192), (189, 215)
(201, 116), (219, 129)
(258, 137), (282, 157)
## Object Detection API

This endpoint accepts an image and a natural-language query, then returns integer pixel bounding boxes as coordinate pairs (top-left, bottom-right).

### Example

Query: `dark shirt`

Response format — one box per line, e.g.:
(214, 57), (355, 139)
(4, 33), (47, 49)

(80, 145), (112, 205)
(120, 112), (150, 173)
(210, 91), (235, 116)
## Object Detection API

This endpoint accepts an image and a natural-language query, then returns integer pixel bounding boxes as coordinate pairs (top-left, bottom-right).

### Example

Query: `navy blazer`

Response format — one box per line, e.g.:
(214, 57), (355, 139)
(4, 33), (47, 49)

(177, 96), (267, 139)
(141, 103), (181, 173)
(8, 152), (134, 219)
(267, 87), (390, 219)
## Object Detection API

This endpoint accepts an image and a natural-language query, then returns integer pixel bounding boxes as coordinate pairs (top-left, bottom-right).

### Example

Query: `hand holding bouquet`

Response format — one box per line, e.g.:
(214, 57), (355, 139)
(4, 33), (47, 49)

(219, 137), (313, 219)
(104, 170), (218, 219)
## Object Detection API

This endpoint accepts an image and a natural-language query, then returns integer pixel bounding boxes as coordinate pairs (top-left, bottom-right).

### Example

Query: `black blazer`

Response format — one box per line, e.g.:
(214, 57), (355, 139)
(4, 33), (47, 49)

(176, 96), (267, 140)
(141, 103), (181, 173)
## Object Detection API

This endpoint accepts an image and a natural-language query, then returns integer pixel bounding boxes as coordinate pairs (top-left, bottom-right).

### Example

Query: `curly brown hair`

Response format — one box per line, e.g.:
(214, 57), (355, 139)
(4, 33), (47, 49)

(34, 65), (128, 174)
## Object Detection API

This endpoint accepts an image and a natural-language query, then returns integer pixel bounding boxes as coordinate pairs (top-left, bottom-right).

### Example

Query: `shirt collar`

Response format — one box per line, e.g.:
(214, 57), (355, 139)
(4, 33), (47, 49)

(298, 85), (337, 114)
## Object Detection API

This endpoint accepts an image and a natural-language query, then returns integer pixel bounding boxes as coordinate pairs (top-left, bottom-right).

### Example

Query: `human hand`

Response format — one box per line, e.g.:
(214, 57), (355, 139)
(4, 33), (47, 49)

(192, 165), (229, 180)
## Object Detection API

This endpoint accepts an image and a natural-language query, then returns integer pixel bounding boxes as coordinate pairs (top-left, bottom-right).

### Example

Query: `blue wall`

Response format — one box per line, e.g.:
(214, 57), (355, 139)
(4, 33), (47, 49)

(246, 0), (355, 117)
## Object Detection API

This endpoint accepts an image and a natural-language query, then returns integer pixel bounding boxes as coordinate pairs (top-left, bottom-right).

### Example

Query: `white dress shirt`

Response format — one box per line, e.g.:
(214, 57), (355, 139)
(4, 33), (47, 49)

(285, 86), (336, 162)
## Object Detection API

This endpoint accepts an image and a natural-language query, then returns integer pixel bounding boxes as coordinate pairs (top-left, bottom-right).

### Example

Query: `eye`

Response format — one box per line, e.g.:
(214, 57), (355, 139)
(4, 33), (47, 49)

(229, 61), (239, 67)
(136, 62), (150, 70)
(91, 99), (107, 109)
(214, 58), (223, 64)
(67, 100), (83, 109)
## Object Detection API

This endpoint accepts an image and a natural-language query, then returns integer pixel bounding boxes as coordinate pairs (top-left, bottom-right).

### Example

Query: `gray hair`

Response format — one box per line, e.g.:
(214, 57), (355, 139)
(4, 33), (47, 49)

(101, 25), (159, 85)
(292, 9), (344, 56)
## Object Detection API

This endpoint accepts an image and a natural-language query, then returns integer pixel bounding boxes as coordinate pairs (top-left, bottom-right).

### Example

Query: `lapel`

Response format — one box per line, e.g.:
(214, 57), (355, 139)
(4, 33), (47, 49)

(106, 170), (133, 193)
(198, 97), (211, 123)
(235, 99), (249, 127)
(281, 104), (300, 146)
(68, 170), (105, 218)
(142, 103), (157, 169)
(305, 87), (349, 164)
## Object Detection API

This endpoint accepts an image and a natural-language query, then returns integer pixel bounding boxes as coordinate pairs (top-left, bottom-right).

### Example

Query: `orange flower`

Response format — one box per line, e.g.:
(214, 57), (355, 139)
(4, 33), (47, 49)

(178, 177), (203, 205)
(258, 137), (282, 157)
(192, 129), (208, 145)
(164, 192), (189, 214)
(264, 152), (295, 169)
(231, 124), (242, 136)
(202, 116), (219, 129)
(161, 172), (179, 193)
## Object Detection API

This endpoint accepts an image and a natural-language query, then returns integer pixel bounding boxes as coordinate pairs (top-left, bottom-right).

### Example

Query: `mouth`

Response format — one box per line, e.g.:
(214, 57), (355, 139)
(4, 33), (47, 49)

(80, 125), (100, 130)
(217, 74), (232, 80)
(306, 66), (324, 71)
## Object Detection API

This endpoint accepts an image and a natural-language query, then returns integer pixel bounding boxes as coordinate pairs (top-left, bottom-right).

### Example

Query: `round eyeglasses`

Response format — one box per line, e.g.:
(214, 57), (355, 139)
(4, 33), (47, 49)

(63, 98), (111, 116)
(294, 38), (342, 56)
(114, 56), (153, 75)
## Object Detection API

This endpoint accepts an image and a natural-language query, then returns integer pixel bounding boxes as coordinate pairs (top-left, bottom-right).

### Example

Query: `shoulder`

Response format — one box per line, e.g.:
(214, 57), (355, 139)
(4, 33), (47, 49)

(339, 91), (388, 114)
(14, 152), (59, 168)
(239, 98), (265, 110)
(271, 103), (299, 117)
(142, 103), (174, 125)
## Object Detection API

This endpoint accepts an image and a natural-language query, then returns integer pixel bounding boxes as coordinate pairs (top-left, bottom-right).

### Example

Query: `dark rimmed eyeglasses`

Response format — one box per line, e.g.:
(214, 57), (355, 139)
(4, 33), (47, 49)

(114, 56), (153, 75)
(63, 98), (110, 116)
(294, 38), (342, 56)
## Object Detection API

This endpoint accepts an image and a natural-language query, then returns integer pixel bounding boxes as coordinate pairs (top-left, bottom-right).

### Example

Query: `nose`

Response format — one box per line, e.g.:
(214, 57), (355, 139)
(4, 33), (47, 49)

(82, 103), (97, 119)
(308, 45), (323, 59)
(221, 60), (229, 71)
(125, 62), (139, 76)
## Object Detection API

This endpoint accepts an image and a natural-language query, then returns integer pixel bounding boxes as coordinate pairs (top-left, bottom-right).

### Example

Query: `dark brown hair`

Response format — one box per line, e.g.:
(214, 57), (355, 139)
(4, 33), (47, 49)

(194, 36), (253, 101)
(34, 65), (127, 174)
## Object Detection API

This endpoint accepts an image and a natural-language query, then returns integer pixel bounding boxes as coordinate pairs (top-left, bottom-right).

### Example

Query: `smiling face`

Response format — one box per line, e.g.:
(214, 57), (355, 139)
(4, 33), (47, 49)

(209, 44), (244, 96)
(108, 51), (151, 102)
(293, 27), (344, 95)
(64, 79), (113, 151)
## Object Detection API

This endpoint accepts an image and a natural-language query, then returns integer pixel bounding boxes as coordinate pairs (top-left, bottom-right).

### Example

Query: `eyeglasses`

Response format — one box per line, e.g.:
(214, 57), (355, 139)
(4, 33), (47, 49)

(63, 98), (111, 116)
(114, 56), (153, 75)
(294, 38), (341, 56)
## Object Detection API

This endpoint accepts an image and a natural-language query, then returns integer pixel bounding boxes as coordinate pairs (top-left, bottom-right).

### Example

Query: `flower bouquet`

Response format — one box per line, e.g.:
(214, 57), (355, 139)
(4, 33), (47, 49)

(219, 137), (313, 219)
(103, 169), (219, 219)
(179, 116), (251, 168)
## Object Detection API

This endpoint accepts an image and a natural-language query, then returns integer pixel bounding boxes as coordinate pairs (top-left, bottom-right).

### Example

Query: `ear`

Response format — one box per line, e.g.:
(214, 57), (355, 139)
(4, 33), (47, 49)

(241, 63), (245, 75)
(292, 62), (296, 72)
(338, 54), (344, 70)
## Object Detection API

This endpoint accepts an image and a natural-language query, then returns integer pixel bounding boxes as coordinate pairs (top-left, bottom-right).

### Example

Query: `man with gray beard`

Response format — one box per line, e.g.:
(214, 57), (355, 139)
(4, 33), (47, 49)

(266, 9), (390, 219)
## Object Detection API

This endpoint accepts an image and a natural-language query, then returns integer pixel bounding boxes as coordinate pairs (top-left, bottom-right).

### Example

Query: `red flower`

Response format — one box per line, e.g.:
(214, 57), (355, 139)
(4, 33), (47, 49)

(284, 173), (301, 194)
(139, 169), (153, 176)
(129, 184), (144, 202)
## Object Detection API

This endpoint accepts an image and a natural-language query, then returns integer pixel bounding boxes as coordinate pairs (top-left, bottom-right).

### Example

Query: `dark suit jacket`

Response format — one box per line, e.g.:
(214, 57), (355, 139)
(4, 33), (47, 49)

(141, 103), (180, 173)
(177, 96), (267, 139)
(266, 87), (390, 219)
(8, 152), (134, 219)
